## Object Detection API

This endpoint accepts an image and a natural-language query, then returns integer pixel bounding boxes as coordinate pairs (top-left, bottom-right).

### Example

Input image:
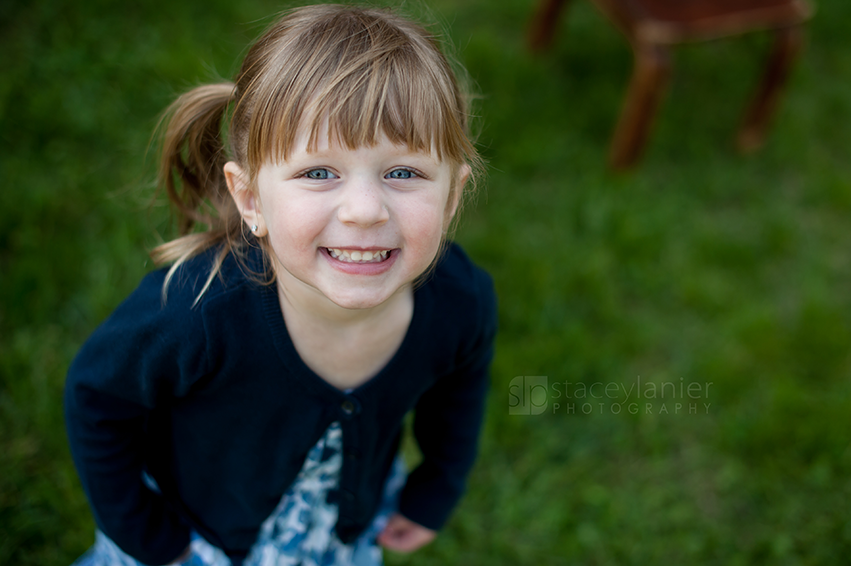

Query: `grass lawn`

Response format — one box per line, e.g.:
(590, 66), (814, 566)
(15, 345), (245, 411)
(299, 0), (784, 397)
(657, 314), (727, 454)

(2, 0), (850, 564)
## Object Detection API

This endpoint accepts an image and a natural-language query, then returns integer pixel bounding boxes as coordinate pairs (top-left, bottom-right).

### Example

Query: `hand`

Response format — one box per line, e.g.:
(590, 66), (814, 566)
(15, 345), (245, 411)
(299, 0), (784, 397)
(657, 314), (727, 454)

(377, 513), (436, 552)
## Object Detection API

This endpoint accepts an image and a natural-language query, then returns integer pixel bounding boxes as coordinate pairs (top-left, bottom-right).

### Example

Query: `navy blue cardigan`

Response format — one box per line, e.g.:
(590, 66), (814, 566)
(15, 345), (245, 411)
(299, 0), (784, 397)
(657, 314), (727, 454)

(65, 243), (496, 565)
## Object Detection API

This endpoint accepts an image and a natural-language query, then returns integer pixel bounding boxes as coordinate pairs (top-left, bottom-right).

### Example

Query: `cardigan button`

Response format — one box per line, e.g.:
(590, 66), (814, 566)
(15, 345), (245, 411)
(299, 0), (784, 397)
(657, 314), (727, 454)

(340, 397), (361, 418)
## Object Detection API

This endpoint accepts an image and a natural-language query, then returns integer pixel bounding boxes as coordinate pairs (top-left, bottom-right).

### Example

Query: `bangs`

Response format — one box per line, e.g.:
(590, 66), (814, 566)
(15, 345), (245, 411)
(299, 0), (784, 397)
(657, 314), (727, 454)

(240, 7), (474, 173)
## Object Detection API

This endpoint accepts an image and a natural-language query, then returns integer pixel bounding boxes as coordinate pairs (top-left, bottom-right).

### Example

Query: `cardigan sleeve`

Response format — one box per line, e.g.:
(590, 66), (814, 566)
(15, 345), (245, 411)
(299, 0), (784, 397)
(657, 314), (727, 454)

(65, 269), (209, 565)
(398, 267), (497, 531)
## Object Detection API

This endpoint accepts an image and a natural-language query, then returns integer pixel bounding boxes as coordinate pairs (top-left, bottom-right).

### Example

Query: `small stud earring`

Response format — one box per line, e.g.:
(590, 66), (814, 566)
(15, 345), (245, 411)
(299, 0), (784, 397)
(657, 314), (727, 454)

(251, 224), (258, 233)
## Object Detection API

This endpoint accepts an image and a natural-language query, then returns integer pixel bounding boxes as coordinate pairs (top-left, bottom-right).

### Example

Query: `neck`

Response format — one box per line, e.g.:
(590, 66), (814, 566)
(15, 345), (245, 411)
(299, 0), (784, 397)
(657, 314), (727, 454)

(274, 270), (415, 389)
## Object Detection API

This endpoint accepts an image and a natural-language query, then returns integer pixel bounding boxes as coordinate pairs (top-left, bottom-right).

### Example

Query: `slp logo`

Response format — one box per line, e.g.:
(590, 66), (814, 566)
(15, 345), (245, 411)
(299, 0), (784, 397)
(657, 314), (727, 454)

(508, 376), (548, 415)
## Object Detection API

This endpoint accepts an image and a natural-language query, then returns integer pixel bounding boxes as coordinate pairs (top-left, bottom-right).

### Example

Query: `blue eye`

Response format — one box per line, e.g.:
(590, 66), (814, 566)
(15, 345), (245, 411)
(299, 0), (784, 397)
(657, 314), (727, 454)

(304, 168), (337, 180)
(386, 168), (417, 180)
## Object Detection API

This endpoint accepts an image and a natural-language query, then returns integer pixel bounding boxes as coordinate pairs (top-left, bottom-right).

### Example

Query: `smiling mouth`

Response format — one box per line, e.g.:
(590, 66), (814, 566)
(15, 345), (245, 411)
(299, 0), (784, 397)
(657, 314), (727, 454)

(326, 248), (391, 264)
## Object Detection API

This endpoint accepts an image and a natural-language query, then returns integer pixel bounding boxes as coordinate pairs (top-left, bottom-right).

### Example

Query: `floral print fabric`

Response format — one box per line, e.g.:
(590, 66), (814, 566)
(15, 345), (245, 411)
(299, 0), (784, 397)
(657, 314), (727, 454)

(73, 422), (405, 566)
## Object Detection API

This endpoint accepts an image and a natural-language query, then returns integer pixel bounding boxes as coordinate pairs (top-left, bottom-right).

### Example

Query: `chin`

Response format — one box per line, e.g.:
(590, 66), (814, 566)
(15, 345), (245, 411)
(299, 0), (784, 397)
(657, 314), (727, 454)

(326, 290), (394, 311)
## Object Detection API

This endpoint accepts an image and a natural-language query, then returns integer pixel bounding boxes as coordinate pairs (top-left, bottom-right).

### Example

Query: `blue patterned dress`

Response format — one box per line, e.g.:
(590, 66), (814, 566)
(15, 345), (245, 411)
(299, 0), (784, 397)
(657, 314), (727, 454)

(72, 422), (406, 566)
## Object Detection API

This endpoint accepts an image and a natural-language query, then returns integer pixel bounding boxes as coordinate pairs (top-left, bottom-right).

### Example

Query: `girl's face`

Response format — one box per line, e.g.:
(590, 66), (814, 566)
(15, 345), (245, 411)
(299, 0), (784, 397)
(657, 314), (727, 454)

(226, 130), (469, 312)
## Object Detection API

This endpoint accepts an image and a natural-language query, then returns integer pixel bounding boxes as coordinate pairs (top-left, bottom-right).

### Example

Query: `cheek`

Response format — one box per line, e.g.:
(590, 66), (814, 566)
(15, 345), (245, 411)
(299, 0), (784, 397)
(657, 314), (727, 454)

(263, 195), (328, 253)
(398, 197), (447, 255)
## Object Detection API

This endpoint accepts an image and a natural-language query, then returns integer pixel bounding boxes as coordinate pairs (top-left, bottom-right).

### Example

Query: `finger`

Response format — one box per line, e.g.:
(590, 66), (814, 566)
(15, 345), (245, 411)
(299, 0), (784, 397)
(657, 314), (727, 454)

(379, 525), (434, 552)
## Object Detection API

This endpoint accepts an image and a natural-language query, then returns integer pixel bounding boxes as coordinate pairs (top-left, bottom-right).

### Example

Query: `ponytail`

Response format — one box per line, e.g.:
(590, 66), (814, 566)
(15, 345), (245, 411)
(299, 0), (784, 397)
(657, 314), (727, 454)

(150, 82), (248, 303)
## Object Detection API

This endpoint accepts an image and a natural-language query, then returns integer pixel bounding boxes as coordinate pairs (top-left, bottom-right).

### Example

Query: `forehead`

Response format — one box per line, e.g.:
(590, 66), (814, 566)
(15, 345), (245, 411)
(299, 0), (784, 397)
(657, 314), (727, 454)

(251, 58), (460, 167)
(268, 112), (443, 164)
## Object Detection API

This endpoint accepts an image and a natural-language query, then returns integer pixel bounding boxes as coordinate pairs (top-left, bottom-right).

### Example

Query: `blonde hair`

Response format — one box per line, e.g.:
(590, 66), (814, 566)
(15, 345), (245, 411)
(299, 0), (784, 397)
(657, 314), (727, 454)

(151, 4), (481, 300)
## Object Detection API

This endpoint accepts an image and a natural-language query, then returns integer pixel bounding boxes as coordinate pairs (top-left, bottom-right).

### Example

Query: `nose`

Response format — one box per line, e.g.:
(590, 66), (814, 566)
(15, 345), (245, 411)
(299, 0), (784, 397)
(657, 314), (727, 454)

(336, 177), (390, 228)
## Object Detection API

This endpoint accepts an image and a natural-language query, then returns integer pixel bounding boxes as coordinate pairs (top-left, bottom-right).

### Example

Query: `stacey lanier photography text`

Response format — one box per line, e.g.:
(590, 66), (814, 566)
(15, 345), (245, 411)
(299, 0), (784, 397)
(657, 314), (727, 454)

(508, 376), (714, 416)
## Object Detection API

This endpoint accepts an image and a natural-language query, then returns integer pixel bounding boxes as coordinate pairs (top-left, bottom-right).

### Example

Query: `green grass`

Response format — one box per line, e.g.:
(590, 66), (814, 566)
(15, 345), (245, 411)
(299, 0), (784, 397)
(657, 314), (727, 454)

(2, 0), (850, 564)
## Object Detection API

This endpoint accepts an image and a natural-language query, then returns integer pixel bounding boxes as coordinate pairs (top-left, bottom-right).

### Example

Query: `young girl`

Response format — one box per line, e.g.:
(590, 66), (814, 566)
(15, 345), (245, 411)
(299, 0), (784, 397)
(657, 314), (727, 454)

(65, 4), (496, 566)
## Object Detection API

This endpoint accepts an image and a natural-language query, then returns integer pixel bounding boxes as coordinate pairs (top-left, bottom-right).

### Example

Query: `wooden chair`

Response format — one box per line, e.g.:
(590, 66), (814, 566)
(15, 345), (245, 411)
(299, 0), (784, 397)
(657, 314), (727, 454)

(529, 0), (814, 169)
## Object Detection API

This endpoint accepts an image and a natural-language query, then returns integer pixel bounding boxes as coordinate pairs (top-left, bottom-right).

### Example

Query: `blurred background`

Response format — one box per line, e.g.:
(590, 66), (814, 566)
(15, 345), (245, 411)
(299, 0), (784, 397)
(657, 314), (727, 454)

(1, 0), (849, 564)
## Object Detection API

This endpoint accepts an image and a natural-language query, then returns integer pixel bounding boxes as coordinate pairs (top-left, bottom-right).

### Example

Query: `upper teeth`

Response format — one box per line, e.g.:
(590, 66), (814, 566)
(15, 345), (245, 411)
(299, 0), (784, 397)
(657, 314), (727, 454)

(328, 249), (390, 263)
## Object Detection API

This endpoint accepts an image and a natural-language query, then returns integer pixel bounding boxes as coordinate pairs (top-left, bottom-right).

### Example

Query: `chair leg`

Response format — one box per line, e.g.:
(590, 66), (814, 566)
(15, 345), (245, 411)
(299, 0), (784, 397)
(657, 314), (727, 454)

(609, 44), (671, 170)
(529, 0), (571, 52)
(736, 25), (805, 153)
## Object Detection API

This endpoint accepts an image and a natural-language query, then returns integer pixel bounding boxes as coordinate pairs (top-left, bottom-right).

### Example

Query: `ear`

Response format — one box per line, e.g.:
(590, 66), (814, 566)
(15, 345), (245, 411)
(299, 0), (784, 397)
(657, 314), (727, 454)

(224, 161), (266, 237)
(445, 163), (471, 226)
